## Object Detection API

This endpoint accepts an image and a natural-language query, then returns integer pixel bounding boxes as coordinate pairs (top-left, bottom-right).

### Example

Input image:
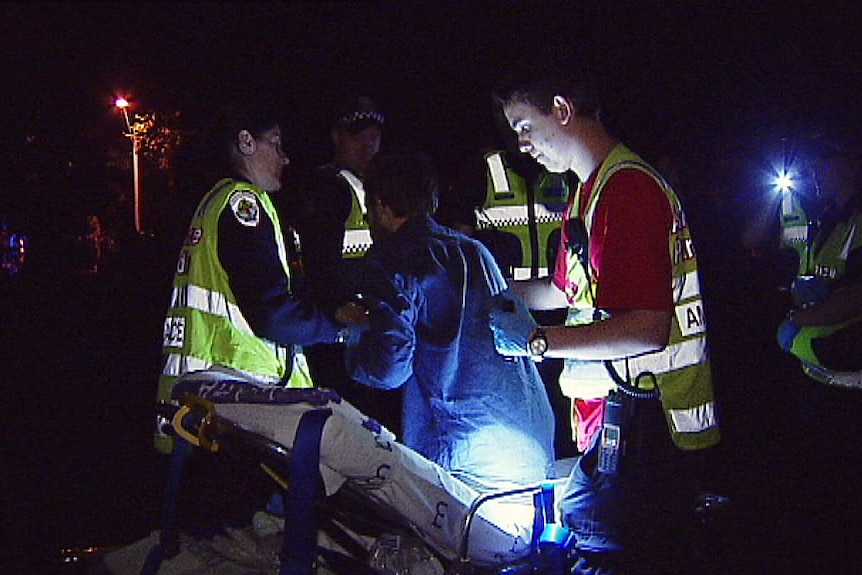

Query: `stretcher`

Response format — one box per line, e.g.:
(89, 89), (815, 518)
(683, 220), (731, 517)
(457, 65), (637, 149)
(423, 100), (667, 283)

(102, 374), (582, 575)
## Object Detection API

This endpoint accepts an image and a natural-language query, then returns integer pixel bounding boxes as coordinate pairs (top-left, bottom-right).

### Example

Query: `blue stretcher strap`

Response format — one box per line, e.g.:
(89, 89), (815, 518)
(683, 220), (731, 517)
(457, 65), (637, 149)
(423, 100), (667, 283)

(279, 408), (332, 575)
(531, 490), (545, 550)
(140, 437), (192, 575)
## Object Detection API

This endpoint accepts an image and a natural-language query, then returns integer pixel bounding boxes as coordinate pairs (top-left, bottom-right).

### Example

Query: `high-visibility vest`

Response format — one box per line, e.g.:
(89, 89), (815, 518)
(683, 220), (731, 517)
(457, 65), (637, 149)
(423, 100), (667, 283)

(780, 190), (811, 276)
(338, 168), (374, 259)
(155, 179), (314, 452)
(475, 150), (569, 279)
(561, 144), (720, 451)
(789, 205), (862, 381)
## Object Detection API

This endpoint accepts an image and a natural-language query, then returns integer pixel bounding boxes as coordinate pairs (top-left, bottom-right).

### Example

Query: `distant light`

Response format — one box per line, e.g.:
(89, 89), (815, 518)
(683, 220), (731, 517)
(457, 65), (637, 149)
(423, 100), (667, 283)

(115, 97), (130, 109)
(773, 170), (795, 194)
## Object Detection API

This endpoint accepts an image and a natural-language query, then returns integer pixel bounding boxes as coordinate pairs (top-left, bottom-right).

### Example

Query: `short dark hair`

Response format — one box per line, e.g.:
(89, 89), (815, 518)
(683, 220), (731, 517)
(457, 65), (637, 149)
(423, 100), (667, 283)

(364, 152), (439, 218)
(174, 100), (283, 180)
(492, 56), (600, 119)
(211, 102), (282, 171)
(220, 104), (281, 147)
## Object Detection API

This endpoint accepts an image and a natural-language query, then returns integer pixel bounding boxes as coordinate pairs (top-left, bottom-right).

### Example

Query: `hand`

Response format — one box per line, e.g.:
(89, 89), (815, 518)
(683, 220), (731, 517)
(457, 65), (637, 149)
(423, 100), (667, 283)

(489, 290), (538, 356)
(776, 316), (801, 352)
(335, 301), (369, 324)
(792, 275), (829, 308)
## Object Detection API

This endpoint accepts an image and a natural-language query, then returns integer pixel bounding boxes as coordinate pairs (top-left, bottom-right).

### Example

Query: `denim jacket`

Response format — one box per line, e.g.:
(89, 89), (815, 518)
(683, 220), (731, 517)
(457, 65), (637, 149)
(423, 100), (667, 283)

(346, 215), (556, 487)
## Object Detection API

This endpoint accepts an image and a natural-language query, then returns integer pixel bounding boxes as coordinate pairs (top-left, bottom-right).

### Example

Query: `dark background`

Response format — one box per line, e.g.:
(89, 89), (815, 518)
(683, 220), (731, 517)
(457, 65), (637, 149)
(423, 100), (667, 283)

(2, 2), (862, 573)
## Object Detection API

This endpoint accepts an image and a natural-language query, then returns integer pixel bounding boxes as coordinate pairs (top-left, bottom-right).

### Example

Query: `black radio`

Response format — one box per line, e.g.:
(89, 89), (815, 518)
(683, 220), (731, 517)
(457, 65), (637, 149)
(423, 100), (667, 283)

(597, 391), (627, 475)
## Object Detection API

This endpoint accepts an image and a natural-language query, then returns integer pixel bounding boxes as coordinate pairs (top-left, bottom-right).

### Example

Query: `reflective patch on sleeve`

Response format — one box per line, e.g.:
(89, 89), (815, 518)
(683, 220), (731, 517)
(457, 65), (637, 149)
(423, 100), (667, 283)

(229, 191), (260, 227)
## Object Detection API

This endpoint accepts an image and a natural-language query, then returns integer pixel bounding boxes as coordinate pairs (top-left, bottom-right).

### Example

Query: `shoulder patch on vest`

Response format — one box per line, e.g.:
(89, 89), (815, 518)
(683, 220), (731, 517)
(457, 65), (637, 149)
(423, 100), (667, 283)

(229, 191), (260, 227)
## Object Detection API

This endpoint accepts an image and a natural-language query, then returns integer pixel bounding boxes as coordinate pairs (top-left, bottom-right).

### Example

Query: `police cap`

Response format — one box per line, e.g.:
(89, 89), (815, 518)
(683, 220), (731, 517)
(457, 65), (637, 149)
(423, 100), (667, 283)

(333, 96), (384, 133)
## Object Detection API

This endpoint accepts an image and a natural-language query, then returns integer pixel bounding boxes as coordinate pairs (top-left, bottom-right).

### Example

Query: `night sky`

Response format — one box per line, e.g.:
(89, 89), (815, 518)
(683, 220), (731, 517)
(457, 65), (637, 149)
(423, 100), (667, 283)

(3, 3), (862, 573)
(3, 3), (861, 177)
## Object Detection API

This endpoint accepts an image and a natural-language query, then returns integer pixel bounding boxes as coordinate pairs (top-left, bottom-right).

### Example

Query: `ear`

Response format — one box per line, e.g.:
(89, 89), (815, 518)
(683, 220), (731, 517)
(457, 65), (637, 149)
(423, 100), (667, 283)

(237, 130), (257, 156)
(552, 95), (574, 126)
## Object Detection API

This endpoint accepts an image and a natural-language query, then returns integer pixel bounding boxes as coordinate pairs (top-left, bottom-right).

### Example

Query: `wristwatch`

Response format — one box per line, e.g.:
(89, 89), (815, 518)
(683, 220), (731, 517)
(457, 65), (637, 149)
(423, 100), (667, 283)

(528, 328), (548, 360)
(335, 326), (351, 345)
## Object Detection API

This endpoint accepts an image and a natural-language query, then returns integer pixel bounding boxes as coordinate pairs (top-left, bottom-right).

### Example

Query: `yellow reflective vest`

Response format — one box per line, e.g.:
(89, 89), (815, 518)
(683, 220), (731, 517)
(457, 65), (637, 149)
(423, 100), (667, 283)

(476, 150), (569, 279)
(789, 204), (862, 382)
(155, 179), (314, 451)
(561, 144), (720, 451)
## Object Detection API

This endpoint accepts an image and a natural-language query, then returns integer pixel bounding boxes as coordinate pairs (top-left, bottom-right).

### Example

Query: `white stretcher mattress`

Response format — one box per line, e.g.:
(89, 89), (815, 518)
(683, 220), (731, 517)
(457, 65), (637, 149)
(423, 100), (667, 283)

(173, 372), (568, 567)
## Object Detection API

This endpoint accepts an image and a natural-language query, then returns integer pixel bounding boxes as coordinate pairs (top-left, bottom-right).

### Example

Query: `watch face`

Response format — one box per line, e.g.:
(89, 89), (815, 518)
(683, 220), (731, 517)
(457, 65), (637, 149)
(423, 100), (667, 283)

(529, 332), (548, 357)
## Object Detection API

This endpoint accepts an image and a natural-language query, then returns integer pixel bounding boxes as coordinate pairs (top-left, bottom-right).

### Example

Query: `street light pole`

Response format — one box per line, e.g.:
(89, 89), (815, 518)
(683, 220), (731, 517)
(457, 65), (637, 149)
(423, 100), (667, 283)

(115, 97), (143, 235)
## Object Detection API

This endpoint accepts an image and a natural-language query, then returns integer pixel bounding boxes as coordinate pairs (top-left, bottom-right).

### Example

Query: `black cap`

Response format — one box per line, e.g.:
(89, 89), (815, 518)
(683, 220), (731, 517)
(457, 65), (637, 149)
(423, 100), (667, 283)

(333, 96), (384, 133)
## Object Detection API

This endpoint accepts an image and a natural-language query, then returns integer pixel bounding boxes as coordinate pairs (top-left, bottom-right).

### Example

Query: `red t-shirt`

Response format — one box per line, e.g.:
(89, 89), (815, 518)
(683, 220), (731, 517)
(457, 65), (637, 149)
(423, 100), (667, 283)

(553, 167), (674, 313)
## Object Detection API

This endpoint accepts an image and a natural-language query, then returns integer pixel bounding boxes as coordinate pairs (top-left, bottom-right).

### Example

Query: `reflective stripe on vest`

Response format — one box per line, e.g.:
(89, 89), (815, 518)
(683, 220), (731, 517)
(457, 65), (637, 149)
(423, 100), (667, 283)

(344, 228), (373, 256)
(780, 192), (811, 276)
(478, 204), (563, 227)
(338, 169), (372, 258)
(339, 169), (367, 215)
(487, 152), (511, 199)
(839, 220), (859, 260)
(513, 267), (549, 280)
(610, 336), (707, 378)
(162, 353), (210, 377)
(781, 193), (809, 244)
(170, 284), (254, 335)
(670, 402), (718, 434)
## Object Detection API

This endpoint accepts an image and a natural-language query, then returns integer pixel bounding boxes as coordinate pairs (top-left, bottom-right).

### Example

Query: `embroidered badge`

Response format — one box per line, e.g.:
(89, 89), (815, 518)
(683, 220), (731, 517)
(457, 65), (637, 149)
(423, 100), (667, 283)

(186, 227), (203, 245)
(229, 191), (260, 227)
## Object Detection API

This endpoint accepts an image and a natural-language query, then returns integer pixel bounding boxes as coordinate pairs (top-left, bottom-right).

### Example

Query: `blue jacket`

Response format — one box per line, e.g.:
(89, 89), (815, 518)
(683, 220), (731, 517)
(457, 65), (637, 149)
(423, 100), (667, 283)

(346, 215), (556, 487)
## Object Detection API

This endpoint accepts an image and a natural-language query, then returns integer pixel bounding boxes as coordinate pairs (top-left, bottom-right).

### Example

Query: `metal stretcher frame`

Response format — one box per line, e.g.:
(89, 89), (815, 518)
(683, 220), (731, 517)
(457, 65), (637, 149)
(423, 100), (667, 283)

(150, 393), (578, 575)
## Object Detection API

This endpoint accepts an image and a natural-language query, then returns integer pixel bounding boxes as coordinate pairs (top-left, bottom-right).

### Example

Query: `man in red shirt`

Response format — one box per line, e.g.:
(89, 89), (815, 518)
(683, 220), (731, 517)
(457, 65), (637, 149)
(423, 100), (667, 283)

(489, 62), (719, 574)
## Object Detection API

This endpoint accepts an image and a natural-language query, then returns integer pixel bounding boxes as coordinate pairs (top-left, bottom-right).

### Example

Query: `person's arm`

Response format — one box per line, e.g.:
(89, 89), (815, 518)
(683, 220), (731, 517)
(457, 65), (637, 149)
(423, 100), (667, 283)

(509, 276), (569, 310)
(218, 200), (342, 346)
(542, 308), (671, 360)
(792, 247), (862, 326)
(345, 267), (416, 390)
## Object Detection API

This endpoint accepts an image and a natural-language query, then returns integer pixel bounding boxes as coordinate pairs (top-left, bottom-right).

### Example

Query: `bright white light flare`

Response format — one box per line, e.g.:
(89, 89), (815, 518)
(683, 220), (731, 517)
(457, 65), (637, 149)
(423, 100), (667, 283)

(773, 170), (795, 194)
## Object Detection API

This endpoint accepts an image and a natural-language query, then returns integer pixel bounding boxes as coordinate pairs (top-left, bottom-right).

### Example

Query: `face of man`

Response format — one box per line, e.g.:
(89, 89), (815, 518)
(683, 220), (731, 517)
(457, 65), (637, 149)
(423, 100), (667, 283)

(503, 100), (573, 173)
(242, 127), (288, 192)
(334, 124), (382, 176)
